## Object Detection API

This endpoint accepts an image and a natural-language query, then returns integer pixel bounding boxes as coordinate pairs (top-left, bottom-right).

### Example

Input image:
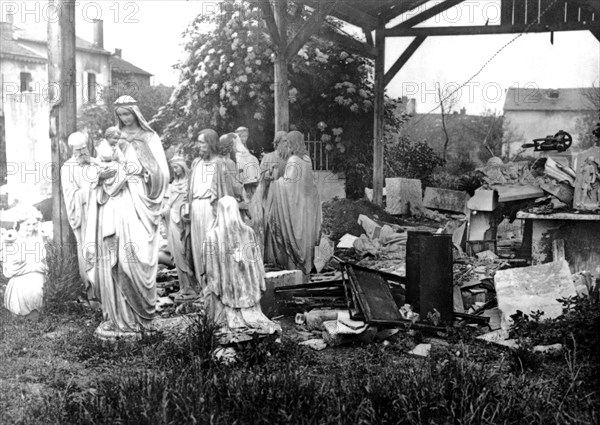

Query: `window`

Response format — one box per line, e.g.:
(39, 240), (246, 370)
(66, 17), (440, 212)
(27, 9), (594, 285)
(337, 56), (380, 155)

(20, 72), (32, 92)
(87, 72), (97, 103)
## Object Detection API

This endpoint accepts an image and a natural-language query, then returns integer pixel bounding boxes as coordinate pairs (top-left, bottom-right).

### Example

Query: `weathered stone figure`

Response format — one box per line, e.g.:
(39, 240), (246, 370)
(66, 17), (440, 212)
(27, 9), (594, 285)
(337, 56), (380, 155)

(84, 95), (169, 339)
(580, 156), (600, 206)
(61, 131), (103, 304)
(249, 131), (287, 258)
(2, 206), (47, 318)
(203, 196), (280, 341)
(162, 156), (198, 301)
(266, 131), (322, 275)
(231, 132), (259, 199)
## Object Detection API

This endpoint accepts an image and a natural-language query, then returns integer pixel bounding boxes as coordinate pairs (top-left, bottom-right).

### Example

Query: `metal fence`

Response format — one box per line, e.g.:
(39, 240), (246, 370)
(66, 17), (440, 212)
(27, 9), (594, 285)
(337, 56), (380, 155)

(305, 136), (332, 171)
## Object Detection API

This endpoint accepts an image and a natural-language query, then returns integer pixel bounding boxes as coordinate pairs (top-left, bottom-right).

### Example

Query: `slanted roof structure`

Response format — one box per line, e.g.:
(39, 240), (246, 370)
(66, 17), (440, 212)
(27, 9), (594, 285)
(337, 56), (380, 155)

(254, 0), (599, 205)
(109, 55), (153, 77)
(2, 22), (111, 56)
(504, 87), (597, 112)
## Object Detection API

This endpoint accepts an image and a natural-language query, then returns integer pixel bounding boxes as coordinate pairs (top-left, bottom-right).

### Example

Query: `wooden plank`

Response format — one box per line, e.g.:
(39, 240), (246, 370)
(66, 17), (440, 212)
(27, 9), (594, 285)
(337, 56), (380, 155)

(285, 1), (338, 60)
(256, 0), (281, 46)
(389, 0), (464, 31)
(500, 0), (515, 25)
(383, 36), (426, 87)
(345, 264), (404, 324)
(372, 16), (385, 207)
(385, 20), (596, 36)
(517, 211), (600, 220)
(272, 0), (289, 131)
(48, 0), (77, 246)
(385, 177), (423, 215)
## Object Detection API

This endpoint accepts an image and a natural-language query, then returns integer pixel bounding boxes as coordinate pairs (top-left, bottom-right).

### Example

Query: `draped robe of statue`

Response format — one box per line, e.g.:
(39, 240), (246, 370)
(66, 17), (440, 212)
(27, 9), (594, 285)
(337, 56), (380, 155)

(190, 156), (242, 285)
(165, 172), (197, 295)
(233, 137), (260, 200)
(2, 234), (47, 315)
(266, 154), (322, 275)
(203, 196), (280, 340)
(85, 129), (169, 335)
(249, 150), (286, 260)
(61, 159), (98, 301)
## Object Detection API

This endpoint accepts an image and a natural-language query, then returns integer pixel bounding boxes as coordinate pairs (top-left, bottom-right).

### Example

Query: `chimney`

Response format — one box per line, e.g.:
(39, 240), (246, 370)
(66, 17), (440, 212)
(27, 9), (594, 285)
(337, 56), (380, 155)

(93, 19), (103, 48)
(114, 48), (122, 58)
(460, 107), (466, 115)
(6, 11), (14, 25)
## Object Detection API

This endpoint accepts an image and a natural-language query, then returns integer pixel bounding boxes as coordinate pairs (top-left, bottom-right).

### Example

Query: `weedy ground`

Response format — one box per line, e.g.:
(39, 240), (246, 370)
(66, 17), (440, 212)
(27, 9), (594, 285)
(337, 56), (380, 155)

(0, 294), (598, 425)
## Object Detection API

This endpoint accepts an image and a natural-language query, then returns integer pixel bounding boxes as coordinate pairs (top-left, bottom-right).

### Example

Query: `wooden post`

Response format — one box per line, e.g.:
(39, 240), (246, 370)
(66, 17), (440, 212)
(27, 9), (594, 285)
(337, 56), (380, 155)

(272, 0), (289, 131)
(372, 16), (385, 207)
(48, 0), (77, 246)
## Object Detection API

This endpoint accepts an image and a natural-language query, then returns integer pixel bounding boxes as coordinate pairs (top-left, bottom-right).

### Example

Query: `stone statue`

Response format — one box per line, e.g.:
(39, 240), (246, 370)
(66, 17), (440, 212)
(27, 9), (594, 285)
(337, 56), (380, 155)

(578, 156), (600, 209)
(84, 95), (169, 339)
(249, 131), (288, 259)
(189, 130), (242, 288)
(61, 131), (106, 305)
(162, 156), (199, 301)
(266, 131), (322, 275)
(1, 206), (47, 318)
(203, 196), (280, 342)
(231, 133), (259, 199)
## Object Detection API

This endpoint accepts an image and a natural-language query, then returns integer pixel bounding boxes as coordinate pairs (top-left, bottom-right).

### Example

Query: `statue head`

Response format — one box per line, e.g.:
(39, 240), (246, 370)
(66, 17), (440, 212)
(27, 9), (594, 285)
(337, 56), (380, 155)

(113, 96), (154, 133)
(104, 126), (121, 147)
(235, 126), (249, 146)
(14, 205), (42, 237)
(286, 131), (308, 158)
(273, 131), (287, 150)
(198, 129), (219, 159)
(218, 133), (236, 157)
(169, 156), (189, 178)
(68, 131), (90, 165)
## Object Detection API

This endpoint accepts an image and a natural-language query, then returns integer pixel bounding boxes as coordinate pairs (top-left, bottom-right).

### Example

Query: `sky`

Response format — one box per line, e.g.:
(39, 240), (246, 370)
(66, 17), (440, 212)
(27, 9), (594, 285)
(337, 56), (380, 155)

(4, 0), (599, 115)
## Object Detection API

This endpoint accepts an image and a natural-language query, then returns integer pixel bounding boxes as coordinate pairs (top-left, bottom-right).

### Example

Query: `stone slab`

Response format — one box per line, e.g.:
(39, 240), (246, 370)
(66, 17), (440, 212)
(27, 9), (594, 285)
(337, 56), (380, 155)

(492, 184), (544, 202)
(260, 270), (304, 318)
(494, 259), (576, 329)
(423, 187), (469, 213)
(467, 188), (498, 211)
(385, 178), (422, 215)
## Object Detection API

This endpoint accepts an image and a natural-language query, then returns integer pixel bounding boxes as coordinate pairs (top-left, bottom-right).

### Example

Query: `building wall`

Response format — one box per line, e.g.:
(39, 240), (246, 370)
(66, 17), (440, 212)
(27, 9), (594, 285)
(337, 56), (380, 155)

(502, 110), (587, 158)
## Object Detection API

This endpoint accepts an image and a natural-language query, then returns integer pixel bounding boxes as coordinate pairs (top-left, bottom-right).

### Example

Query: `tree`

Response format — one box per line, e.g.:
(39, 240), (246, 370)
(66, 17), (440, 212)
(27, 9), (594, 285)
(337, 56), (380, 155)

(152, 0), (404, 197)
(575, 85), (600, 149)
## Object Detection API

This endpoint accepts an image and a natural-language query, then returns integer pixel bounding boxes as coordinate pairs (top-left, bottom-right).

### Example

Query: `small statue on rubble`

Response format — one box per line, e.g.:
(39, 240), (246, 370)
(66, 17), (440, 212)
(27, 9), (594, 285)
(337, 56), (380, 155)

(579, 156), (600, 208)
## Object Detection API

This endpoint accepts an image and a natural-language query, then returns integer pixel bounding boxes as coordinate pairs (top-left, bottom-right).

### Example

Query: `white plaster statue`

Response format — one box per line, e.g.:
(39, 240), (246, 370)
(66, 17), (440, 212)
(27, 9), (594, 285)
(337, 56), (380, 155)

(61, 131), (105, 304)
(2, 206), (47, 318)
(203, 196), (280, 342)
(266, 131), (322, 275)
(162, 156), (199, 301)
(84, 95), (169, 339)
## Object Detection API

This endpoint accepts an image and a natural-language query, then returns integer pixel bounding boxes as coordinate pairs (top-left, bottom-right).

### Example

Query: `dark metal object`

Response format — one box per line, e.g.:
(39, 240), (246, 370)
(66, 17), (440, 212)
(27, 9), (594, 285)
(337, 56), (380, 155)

(454, 312), (490, 324)
(406, 231), (454, 322)
(343, 264), (404, 325)
(522, 130), (573, 152)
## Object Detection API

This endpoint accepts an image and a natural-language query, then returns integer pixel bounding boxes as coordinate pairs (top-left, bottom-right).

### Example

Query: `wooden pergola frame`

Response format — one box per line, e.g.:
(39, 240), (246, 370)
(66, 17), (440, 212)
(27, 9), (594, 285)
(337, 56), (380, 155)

(254, 0), (599, 207)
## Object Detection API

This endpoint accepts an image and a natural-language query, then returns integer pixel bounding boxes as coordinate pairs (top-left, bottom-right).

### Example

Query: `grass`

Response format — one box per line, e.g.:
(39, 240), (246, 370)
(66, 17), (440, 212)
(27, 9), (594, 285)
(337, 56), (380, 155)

(0, 297), (598, 425)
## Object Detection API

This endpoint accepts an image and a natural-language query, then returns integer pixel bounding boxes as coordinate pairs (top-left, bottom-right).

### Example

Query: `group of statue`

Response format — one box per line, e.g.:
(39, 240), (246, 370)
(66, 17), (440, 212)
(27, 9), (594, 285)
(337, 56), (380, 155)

(2, 95), (323, 340)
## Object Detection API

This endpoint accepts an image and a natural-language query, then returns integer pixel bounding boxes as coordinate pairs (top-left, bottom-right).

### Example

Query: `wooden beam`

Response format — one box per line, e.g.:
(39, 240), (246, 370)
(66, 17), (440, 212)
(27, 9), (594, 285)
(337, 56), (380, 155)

(272, 0), (288, 131)
(322, 30), (377, 59)
(48, 0), (77, 247)
(592, 30), (600, 42)
(363, 27), (374, 46)
(257, 0), (281, 47)
(373, 16), (385, 207)
(285, 1), (338, 60)
(389, 0), (464, 31)
(386, 21), (599, 37)
(384, 36), (426, 87)
(380, 0), (429, 23)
